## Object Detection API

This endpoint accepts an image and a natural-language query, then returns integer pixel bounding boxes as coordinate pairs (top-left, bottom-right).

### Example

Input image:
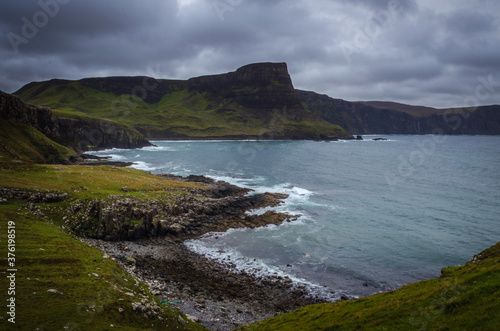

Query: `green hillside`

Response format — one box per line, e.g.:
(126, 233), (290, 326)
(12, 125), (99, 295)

(0, 162), (207, 329)
(240, 243), (500, 330)
(0, 120), (77, 164)
(0, 205), (205, 330)
(15, 64), (352, 140)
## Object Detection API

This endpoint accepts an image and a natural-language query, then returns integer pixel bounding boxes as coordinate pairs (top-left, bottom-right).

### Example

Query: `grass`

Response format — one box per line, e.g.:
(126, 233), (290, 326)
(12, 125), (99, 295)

(240, 243), (500, 330)
(0, 121), (77, 164)
(0, 204), (205, 330)
(0, 160), (210, 329)
(16, 80), (352, 139)
(0, 163), (203, 200)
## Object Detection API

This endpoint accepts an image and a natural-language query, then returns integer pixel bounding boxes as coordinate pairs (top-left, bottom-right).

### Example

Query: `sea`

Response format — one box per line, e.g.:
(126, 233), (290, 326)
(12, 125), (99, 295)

(89, 135), (500, 300)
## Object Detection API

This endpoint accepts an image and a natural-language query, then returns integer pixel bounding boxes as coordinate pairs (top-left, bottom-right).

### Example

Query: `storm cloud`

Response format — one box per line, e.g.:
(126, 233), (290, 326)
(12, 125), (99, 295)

(1, 0), (499, 108)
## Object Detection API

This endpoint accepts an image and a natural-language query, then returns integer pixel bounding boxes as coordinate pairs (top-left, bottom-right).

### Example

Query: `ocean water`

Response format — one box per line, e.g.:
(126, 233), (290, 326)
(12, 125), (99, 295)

(90, 135), (500, 299)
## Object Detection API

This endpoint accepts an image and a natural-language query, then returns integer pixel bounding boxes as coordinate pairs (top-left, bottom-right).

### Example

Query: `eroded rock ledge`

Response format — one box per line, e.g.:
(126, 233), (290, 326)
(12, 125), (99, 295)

(62, 175), (296, 241)
(4, 175), (321, 330)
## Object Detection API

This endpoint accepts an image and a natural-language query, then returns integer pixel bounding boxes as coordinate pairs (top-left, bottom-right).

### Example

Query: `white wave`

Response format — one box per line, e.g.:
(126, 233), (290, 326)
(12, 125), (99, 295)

(87, 147), (130, 154)
(141, 145), (178, 152)
(85, 153), (128, 161)
(206, 175), (267, 188)
(185, 236), (343, 301)
(205, 176), (320, 220)
(128, 161), (157, 171)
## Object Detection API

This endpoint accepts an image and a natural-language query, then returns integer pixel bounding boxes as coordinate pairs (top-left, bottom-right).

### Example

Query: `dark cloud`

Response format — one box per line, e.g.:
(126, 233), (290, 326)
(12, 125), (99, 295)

(1, 0), (499, 108)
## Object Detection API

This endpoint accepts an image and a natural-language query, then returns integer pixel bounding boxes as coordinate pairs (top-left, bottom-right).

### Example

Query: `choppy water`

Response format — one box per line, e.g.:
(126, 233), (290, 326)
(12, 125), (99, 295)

(90, 135), (500, 299)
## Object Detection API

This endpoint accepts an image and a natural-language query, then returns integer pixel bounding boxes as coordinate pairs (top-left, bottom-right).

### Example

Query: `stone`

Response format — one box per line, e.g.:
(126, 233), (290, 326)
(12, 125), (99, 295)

(47, 289), (63, 295)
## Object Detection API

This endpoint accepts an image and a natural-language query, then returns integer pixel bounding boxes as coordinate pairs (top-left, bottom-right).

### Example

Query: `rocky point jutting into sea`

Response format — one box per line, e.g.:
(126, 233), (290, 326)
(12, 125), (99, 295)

(62, 174), (329, 330)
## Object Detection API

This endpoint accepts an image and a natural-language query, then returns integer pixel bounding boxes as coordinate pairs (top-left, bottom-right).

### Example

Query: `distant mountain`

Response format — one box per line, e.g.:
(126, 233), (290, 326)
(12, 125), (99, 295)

(298, 90), (500, 135)
(359, 101), (445, 118)
(15, 63), (352, 142)
(13, 62), (500, 140)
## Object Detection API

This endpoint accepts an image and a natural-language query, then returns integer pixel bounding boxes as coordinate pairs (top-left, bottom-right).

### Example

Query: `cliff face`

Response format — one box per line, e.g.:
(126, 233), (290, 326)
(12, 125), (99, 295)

(15, 63), (353, 140)
(0, 90), (61, 140)
(56, 117), (151, 152)
(0, 91), (150, 158)
(188, 63), (303, 110)
(298, 90), (500, 135)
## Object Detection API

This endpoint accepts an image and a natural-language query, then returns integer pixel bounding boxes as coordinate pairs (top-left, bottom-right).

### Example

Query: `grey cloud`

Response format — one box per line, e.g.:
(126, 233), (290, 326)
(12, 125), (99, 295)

(1, 0), (499, 108)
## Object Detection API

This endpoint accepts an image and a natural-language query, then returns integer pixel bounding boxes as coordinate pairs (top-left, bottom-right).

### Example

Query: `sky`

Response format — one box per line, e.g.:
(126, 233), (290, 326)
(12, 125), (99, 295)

(1, 0), (499, 108)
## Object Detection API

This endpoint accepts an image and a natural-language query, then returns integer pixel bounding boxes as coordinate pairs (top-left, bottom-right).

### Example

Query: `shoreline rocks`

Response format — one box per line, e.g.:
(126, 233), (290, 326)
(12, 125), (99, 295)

(74, 174), (328, 330)
(64, 176), (296, 241)
(84, 237), (327, 331)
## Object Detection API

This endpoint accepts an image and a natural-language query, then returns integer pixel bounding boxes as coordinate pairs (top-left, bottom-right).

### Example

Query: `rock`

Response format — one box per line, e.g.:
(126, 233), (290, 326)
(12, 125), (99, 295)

(177, 315), (186, 326)
(356, 135), (363, 140)
(186, 314), (200, 323)
(47, 289), (63, 295)
(372, 138), (388, 141)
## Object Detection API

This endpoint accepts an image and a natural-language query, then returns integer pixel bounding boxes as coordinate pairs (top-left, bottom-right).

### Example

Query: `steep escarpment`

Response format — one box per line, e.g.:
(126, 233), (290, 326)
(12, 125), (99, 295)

(0, 90), (78, 163)
(298, 90), (500, 135)
(0, 90), (150, 160)
(15, 63), (353, 140)
(187, 63), (304, 112)
(56, 116), (151, 152)
(298, 90), (418, 134)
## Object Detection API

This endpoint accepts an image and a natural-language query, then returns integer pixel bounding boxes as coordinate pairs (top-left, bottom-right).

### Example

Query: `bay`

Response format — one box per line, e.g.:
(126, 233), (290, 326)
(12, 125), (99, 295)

(90, 135), (500, 299)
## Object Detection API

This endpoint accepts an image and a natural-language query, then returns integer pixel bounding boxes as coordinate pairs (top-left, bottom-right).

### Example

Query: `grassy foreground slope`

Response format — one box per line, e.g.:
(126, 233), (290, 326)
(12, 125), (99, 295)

(241, 243), (500, 330)
(0, 163), (206, 330)
(0, 163), (201, 200)
(0, 205), (205, 330)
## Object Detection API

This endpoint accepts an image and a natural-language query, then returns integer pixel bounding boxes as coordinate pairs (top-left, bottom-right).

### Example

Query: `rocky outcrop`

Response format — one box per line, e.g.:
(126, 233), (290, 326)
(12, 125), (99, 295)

(188, 63), (304, 112)
(56, 117), (151, 152)
(15, 63), (353, 141)
(0, 187), (68, 203)
(298, 89), (500, 135)
(0, 90), (61, 140)
(64, 178), (296, 241)
(0, 90), (151, 154)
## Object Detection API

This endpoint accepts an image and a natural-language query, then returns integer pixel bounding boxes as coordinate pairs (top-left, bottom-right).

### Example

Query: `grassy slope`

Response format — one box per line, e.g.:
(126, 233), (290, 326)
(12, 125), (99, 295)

(0, 120), (77, 164)
(0, 163), (206, 330)
(16, 81), (350, 139)
(0, 163), (202, 201)
(0, 205), (205, 330)
(360, 101), (480, 118)
(241, 244), (500, 330)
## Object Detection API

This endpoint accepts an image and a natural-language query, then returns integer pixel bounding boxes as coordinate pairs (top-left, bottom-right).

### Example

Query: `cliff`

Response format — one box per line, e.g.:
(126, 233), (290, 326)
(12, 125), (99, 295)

(15, 63), (353, 140)
(0, 91), (151, 164)
(298, 90), (500, 135)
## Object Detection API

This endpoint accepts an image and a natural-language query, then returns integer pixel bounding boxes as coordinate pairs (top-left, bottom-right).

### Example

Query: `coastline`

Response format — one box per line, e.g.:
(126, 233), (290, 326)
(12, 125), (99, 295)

(78, 174), (331, 330)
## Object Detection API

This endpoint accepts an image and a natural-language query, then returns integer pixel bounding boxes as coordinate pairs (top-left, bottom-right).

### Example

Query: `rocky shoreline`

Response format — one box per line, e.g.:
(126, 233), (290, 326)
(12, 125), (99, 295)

(76, 174), (331, 330)
(83, 237), (328, 330)
(1, 172), (336, 329)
